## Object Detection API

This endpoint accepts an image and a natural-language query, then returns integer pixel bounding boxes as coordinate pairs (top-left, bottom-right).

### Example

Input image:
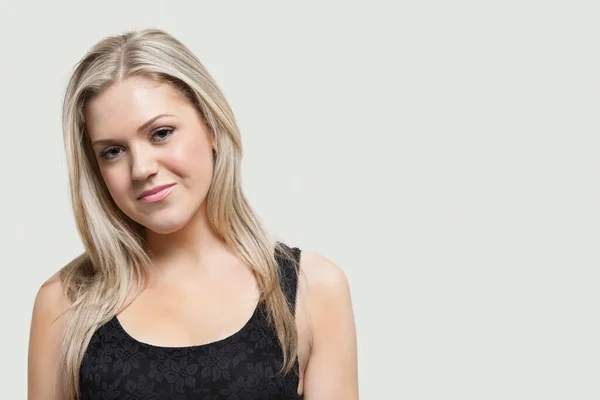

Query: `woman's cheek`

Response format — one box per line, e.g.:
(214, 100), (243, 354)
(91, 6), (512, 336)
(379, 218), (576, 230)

(102, 171), (130, 206)
(169, 141), (212, 180)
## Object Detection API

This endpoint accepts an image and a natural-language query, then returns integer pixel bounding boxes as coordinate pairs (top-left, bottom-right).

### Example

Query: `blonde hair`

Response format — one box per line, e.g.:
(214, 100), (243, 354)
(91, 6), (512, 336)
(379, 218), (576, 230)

(58, 28), (298, 400)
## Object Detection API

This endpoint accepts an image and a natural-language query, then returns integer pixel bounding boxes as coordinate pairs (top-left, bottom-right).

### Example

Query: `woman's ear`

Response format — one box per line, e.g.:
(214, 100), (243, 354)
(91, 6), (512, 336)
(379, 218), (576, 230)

(211, 136), (218, 161)
(211, 131), (218, 152)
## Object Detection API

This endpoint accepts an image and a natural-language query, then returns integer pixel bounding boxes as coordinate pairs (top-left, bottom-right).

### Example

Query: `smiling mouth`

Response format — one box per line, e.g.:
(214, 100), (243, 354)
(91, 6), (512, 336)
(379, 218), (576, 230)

(138, 184), (176, 203)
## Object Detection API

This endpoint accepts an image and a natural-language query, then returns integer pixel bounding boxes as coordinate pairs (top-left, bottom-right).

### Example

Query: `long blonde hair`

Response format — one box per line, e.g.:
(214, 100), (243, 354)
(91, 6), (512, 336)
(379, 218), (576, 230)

(57, 28), (298, 400)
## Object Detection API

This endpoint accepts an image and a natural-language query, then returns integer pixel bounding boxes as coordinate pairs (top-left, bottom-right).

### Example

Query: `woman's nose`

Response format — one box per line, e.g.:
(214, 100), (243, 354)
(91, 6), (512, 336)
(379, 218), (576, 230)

(131, 147), (158, 181)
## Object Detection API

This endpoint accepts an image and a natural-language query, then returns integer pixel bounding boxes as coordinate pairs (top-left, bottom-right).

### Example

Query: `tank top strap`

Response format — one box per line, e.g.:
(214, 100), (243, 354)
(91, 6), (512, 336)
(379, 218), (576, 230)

(274, 242), (302, 314)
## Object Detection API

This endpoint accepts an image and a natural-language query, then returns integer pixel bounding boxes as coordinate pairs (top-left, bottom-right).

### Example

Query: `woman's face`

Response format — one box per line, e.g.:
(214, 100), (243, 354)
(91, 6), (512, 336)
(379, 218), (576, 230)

(85, 76), (215, 234)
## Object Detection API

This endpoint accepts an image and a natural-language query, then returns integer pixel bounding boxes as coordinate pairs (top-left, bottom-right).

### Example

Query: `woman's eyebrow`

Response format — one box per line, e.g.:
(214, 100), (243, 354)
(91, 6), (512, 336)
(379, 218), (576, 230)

(91, 113), (176, 146)
(135, 113), (176, 134)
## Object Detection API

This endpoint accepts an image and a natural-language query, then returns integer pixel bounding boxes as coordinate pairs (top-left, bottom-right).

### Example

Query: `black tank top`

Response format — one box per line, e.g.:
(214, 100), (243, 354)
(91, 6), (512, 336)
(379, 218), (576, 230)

(79, 244), (302, 399)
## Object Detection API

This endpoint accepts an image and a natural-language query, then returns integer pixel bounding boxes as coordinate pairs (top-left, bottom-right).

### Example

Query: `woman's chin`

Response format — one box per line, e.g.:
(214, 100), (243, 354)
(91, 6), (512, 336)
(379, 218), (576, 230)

(137, 215), (189, 235)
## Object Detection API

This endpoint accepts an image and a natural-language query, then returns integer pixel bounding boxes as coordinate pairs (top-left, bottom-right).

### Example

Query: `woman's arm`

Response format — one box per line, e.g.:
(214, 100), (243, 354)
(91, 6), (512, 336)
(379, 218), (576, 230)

(300, 250), (359, 399)
(28, 273), (69, 400)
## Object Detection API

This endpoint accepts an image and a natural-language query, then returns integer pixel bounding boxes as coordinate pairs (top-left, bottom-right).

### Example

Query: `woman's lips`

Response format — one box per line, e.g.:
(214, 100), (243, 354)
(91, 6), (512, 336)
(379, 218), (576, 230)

(138, 184), (176, 203)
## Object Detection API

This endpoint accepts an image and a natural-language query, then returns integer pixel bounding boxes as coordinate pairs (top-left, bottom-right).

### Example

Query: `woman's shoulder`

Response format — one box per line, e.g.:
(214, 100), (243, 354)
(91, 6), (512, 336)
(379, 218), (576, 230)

(32, 271), (72, 321)
(30, 271), (73, 342)
(296, 249), (353, 333)
(297, 250), (351, 294)
(28, 271), (72, 398)
(294, 249), (358, 396)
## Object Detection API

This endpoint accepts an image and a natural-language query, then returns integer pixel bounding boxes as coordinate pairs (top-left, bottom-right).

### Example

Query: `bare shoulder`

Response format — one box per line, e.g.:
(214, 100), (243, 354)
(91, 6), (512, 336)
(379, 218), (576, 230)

(298, 249), (351, 294)
(296, 250), (359, 398)
(28, 271), (72, 399)
(296, 249), (354, 331)
(30, 269), (72, 345)
(33, 271), (71, 321)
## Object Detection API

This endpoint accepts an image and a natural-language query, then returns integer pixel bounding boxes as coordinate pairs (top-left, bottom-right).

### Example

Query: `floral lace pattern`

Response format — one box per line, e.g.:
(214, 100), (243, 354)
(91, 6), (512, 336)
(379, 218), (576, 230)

(79, 245), (302, 399)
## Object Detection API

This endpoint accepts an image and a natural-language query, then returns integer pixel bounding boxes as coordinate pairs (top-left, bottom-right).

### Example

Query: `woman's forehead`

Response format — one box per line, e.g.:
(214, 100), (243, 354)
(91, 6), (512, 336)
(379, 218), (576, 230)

(85, 77), (187, 138)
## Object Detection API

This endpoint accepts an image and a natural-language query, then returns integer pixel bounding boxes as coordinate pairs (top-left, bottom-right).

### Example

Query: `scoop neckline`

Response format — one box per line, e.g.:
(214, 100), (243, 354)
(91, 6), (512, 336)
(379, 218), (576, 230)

(110, 301), (262, 350)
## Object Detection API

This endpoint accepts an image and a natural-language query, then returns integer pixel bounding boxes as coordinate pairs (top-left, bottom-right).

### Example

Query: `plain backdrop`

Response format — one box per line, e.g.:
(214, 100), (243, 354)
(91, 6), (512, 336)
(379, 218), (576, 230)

(1, 1), (598, 398)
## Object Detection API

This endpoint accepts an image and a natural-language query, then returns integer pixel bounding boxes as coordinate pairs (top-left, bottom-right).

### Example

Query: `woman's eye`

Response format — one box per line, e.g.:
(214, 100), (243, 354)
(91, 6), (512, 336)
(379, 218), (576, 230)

(151, 127), (174, 142)
(98, 127), (174, 161)
(99, 147), (122, 160)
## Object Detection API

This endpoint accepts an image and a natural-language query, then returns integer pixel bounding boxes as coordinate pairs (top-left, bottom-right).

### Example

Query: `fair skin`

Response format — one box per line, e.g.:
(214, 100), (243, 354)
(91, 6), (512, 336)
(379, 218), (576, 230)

(28, 76), (358, 399)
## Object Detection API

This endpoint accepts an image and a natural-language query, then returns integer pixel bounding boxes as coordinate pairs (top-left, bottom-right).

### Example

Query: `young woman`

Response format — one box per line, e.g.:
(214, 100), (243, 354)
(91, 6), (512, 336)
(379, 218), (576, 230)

(27, 29), (358, 399)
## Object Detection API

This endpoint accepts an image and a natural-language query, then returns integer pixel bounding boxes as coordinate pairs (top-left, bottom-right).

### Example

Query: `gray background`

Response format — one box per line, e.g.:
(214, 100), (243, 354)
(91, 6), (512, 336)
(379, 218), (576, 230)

(1, 1), (598, 398)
